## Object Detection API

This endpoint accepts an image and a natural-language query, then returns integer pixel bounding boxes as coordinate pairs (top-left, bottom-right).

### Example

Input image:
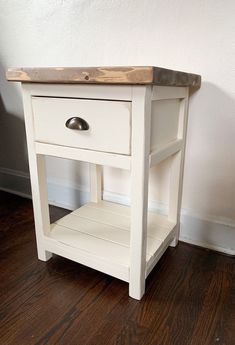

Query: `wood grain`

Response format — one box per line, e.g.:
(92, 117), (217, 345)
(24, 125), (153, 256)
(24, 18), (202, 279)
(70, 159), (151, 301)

(6, 66), (201, 87)
(0, 191), (234, 345)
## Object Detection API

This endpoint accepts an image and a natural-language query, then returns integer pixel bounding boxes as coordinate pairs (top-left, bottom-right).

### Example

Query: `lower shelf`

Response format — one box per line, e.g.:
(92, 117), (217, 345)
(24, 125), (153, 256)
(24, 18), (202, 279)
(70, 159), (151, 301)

(44, 201), (176, 282)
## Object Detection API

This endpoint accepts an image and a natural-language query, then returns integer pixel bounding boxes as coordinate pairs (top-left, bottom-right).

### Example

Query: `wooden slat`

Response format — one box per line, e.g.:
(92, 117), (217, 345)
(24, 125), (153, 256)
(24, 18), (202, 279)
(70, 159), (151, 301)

(89, 200), (130, 216)
(73, 204), (130, 231)
(86, 201), (174, 229)
(55, 214), (130, 247)
(76, 202), (175, 231)
(54, 213), (163, 257)
(7, 66), (152, 84)
(44, 235), (130, 282)
(48, 201), (176, 282)
(152, 86), (187, 100)
(50, 223), (130, 267)
(35, 142), (131, 170)
(152, 68), (201, 88)
(150, 139), (183, 167)
(48, 222), (161, 282)
(22, 83), (133, 101)
(146, 228), (176, 277)
(6, 66), (201, 87)
(55, 202), (175, 247)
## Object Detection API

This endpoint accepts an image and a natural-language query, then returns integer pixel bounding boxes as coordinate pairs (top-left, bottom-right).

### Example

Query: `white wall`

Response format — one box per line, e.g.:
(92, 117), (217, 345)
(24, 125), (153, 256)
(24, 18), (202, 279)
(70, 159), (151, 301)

(0, 0), (234, 254)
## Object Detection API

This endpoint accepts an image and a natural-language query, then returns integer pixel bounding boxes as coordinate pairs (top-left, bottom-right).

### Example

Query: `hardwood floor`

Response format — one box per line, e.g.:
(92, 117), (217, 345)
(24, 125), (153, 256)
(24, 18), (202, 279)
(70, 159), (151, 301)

(0, 191), (234, 345)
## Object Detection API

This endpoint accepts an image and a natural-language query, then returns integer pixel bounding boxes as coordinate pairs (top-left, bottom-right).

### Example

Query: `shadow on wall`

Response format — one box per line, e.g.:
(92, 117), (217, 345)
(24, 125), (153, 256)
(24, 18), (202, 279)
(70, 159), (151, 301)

(185, 81), (235, 222)
(0, 62), (28, 173)
(0, 62), (89, 206)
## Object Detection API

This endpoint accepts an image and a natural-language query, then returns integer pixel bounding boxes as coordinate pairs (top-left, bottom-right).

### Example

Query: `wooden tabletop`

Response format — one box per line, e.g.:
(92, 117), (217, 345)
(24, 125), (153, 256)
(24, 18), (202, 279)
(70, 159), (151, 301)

(6, 66), (201, 87)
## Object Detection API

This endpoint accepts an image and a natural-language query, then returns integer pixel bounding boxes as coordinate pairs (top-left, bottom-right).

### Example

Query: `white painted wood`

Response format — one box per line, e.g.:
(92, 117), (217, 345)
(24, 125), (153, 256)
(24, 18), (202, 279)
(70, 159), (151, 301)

(178, 96), (189, 139)
(47, 201), (175, 281)
(35, 142), (131, 170)
(72, 201), (175, 233)
(90, 164), (102, 202)
(150, 139), (183, 167)
(3, 166), (233, 256)
(146, 227), (176, 277)
(129, 85), (152, 300)
(74, 202), (175, 237)
(86, 200), (174, 230)
(74, 203), (130, 231)
(54, 213), (164, 256)
(150, 99), (180, 152)
(89, 200), (131, 216)
(152, 86), (187, 100)
(20, 80), (193, 300)
(169, 89), (189, 246)
(56, 213), (131, 247)
(22, 85), (52, 261)
(23, 83), (133, 101)
(169, 151), (182, 225)
(50, 223), (130, 266)
(44, 235), (130, 282)
(32, 97), (131, 155)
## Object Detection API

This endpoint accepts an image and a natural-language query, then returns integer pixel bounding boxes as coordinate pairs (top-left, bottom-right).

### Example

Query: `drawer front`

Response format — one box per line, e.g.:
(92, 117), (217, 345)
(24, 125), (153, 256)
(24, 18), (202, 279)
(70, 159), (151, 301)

(32, 97), (131, 154)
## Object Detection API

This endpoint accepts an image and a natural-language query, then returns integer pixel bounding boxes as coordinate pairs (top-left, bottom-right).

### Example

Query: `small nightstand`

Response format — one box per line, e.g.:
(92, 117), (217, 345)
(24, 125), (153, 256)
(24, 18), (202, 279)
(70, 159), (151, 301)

(7, 66), (201, 300)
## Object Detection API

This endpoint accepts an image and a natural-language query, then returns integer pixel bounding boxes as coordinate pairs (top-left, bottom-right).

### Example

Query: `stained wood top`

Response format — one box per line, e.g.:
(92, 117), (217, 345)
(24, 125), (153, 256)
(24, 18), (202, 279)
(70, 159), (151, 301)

(6, 66), (201, 88)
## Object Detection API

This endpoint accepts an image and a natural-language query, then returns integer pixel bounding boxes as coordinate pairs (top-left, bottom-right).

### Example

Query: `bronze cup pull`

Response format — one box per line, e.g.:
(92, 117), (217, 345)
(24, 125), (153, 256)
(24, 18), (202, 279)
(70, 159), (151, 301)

(65, 117), (89, 130)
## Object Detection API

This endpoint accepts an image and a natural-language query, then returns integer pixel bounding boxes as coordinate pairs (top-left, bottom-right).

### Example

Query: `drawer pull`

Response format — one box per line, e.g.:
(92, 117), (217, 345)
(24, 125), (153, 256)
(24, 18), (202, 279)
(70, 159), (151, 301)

(65, 117), (89, 130)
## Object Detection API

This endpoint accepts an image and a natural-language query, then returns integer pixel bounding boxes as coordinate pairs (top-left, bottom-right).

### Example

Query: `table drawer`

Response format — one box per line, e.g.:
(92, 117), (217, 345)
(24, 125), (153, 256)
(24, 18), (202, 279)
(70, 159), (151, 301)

(32, 97), (131, 154)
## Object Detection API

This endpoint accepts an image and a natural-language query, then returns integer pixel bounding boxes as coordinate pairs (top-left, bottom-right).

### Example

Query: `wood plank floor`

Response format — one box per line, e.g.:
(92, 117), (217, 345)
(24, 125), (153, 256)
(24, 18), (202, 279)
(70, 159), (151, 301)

(0, 191), (234, 345)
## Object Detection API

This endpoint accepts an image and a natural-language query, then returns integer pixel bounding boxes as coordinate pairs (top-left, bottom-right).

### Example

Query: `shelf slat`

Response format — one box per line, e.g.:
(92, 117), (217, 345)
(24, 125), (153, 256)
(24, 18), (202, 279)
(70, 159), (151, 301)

(150, 139), (183, 167)
(47, 201), (176, 281)
(50, 223), (130, 267)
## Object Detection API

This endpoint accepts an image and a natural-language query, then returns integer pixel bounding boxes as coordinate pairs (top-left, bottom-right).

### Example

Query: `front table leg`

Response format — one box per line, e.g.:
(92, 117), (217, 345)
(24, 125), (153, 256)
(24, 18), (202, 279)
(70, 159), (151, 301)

(129, 86), (152, 299)
(30, 154), (52, 261)
(22, 87), (52, 261)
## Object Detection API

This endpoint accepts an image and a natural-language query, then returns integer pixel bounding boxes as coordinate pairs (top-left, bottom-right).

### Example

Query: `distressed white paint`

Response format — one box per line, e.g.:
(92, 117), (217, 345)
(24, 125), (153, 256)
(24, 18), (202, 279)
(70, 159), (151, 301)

(22, 86), (52, 261)
(0, 0), (235, 253)
(19, 81), (187, 299)
(129, 86), (152, 299)
(32, 96), (131, 155)
(150, 99), (180, 151)
(45, 200), (175, 282)
(35, 142), (131, 170)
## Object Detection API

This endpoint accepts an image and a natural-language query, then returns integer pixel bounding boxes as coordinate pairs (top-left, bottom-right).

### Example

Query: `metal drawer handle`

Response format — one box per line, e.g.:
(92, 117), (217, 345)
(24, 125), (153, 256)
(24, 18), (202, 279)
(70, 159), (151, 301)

(65, 117), (89, 130)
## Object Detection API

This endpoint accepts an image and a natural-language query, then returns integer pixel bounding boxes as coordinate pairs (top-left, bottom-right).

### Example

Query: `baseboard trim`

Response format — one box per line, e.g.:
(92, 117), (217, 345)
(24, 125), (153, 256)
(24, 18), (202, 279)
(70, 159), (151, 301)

(0, 167), (234, 256)
(0, 167), (31, 198)
(179, 214), (235, 256)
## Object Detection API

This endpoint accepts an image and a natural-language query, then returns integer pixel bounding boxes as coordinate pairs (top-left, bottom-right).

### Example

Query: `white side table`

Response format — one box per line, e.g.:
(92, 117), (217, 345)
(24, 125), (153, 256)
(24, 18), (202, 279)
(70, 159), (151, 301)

(7, 66), (201, 299)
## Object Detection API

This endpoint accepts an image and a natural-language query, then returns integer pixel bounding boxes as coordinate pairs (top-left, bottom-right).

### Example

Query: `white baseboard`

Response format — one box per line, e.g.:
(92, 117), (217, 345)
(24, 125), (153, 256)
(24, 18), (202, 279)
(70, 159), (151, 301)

(180, 213), (235, 256)
(0, 167), (31, 199)
(0, 167), (234, 256)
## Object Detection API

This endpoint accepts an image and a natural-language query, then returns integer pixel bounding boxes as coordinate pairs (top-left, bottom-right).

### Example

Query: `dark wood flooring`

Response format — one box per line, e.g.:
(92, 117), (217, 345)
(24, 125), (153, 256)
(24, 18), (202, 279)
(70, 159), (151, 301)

(0, 191), (234, 345)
